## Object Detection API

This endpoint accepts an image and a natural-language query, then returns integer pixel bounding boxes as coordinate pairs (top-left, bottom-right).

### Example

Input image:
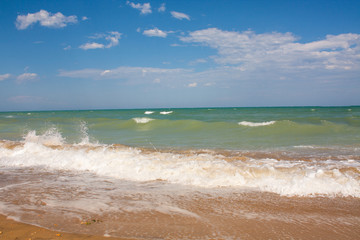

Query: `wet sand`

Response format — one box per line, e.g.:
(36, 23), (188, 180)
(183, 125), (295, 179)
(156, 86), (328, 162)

(1, 192), (360, 240)
(0, 214), (134, 240)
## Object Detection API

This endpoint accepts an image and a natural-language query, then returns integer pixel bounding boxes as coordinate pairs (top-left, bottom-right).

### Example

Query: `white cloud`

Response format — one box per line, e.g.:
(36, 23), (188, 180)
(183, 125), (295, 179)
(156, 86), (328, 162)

(101, 70), (111, 76)
(188, 82), (197, 87)
(0, 74), (11, 81)
(63, 45), (71, 50)
(80, 42), (105, 50)
(80, 32), (121, 50)
(59, 29), (360, 104)
(180, 28), (360, 71)
(158, 3), (166, 12)
(16, 73), (38, 84)
(106, 31), (121, 48)
(127, 1), (152, 14)
(143, 28), (167, 38)
(82, 16), (88, 21)
(16, 10), (77, 30)
(171, 11), (190, 20)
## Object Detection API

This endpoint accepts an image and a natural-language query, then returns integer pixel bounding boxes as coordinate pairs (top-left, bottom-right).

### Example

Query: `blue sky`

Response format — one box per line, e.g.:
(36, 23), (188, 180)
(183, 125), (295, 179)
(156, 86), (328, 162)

(0, 0), (359, 111)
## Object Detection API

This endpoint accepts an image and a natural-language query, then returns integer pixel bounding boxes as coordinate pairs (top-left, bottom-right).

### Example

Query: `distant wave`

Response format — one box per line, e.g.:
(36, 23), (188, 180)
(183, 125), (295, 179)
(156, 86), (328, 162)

(160, 111), (173, 115)
(144, 111), (154, 115)
(238, 121), (276, 127)
(133, 117), (154, 124)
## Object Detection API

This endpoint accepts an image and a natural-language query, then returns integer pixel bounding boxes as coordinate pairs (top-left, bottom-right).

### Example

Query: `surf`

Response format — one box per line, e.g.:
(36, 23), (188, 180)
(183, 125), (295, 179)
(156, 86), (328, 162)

(0, 129), (359, 197)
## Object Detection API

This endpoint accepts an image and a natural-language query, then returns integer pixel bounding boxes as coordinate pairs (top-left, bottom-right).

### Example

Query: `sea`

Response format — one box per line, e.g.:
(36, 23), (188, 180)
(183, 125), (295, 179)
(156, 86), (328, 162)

(0, 107), (359, 239)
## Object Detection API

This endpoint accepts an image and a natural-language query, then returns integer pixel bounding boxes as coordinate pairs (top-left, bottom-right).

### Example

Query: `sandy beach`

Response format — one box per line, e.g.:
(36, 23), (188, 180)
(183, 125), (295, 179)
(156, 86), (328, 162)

(0, 214), (134, 240)
(1, 192), (360, 239)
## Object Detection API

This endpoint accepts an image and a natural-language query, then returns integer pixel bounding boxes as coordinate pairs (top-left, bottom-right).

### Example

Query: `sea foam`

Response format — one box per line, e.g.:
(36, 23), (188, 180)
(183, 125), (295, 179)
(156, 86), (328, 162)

(0, 129), (359, 198)
(238, 121), (276, 127)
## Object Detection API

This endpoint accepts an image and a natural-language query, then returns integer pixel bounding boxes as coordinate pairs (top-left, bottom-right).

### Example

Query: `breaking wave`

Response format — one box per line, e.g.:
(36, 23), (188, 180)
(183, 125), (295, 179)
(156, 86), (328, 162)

(132, 117), (154, 124)
(0, 128), (359, 198)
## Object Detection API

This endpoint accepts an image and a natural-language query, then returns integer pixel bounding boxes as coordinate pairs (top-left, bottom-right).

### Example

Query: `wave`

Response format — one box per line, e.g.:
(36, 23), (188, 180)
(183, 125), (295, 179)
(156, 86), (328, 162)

(132, 117), (154, 124)
(238, 121), (276, 127)
(144, 111), (154, 115)
(160, 111), (173, 115)
(0, 129), (359, 198)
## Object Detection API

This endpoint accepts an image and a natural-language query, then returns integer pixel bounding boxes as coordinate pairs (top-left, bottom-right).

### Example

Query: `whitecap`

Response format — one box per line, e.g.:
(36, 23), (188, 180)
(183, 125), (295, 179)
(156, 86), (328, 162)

(238, 121), (276, 127)
(133, 117), (154, 124)
(144, 111), (154, 115)
(160, 111), (173, 115)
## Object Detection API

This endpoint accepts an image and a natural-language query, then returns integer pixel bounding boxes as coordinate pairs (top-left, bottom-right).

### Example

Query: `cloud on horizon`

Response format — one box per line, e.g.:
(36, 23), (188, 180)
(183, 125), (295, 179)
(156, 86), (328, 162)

(15, 10), (77, 30)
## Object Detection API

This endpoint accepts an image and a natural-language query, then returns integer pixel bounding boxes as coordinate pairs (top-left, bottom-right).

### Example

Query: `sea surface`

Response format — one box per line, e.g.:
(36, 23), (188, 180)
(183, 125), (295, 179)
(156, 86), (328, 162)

(0, 107), (360, 239)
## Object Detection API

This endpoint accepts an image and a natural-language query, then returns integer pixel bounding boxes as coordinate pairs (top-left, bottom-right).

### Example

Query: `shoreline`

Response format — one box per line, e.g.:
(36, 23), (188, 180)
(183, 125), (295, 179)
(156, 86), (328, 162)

(0, 214), (134, 240)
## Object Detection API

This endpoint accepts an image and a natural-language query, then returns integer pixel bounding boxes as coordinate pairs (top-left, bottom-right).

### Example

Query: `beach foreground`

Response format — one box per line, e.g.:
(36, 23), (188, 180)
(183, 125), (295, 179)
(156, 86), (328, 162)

(0, 214), (131, 240)
(1, 192), (360, 240)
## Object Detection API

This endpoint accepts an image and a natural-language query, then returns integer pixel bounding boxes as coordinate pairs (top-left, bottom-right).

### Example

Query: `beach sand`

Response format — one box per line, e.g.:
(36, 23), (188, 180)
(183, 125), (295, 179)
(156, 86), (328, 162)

(0, 214), (133, 240)
(1, 193), (360, 239)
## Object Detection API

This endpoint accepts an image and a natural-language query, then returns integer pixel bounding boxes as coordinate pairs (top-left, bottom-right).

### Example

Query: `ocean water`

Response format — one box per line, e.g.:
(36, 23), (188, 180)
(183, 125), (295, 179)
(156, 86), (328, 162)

(0, 107), (360, 239)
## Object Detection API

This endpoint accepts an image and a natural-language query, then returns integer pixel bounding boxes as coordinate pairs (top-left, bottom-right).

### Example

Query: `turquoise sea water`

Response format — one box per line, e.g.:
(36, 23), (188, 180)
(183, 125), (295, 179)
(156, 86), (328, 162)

(1, 106), (359, 151)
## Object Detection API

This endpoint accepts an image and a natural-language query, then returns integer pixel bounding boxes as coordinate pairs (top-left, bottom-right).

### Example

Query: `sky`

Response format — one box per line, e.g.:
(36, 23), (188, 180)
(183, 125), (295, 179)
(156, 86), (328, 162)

(0, 0), (359, 111)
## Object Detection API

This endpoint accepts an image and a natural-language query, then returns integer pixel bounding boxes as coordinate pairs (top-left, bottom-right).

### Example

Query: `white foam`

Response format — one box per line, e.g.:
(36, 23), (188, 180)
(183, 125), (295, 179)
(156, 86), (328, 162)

(77, 121), (99, 146)
(160, 111), (173, 115)
(23, 128), (65, 146)
(0, 132), (359, 198)
(133, 118), (154, 124)
(238, 121), (276, 127)
(144, 111), (154, 115)
(294, 145), (317, 149)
